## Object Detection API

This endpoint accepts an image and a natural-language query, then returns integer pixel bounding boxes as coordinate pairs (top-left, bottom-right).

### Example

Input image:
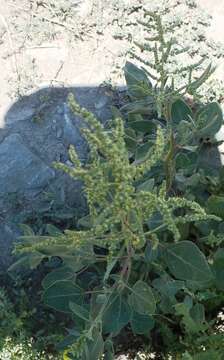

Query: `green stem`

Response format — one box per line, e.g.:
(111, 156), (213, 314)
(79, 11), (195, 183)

(144, 223), (167, 236)
(164, 129), (175, 193)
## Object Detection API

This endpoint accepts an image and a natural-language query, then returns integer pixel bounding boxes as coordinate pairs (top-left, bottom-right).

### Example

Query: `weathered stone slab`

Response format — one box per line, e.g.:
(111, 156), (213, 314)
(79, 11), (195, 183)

(0, 133), (55, 194)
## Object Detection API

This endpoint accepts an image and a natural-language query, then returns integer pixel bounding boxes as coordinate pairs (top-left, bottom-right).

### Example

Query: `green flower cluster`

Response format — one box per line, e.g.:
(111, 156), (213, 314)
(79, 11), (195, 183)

(16, 93), (219, 257)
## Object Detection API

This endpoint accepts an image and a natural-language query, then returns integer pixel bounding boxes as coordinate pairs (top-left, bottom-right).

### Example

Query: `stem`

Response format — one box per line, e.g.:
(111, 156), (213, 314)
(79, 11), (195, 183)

(144, 223), (167, 236)
(164, 129), (175, 193)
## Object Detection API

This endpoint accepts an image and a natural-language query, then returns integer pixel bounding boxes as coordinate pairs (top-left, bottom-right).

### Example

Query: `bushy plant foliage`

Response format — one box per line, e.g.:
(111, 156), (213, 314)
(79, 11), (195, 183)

(12, 10), (224, 360)
(0, 287), (59, 359)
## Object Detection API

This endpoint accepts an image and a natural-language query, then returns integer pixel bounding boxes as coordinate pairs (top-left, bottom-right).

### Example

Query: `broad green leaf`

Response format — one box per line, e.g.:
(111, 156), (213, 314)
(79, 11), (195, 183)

(111, 105), (123, 120)
(82, 328), (104, 360)
(46, 224), (62, 236)
(29, 253), (44, 269)
(175, 301), (207, 334)
(144, 242), (158, 263)
(104, 245), (125, 283)
(43, 280), (83, 313)
(195, 102), (223, 138)
(124, 128), (137, 152)
(69, 302), (90, 322)
(176, 120), (195, 145)
(171, 99), (193, 126)
(128, 113), (143, 122)
(124, 61), (151, 88)
(153, 277), (184, 313)
(135, 142), (153, 161)
(207, 195), (224, 219)
(102, 295), (131, 334)
(190, 303), (205, 324)
(164, 241), (213, 282)
(153, 277), (184, 299)
(19, 224), (34, 236)
(187, 63), (215, 94)
(193, 350), (223, 360)
(147, 212), (163, 231)
(128, 120), (156, 133)
(129, 280), (156, 315)
(78, 215), (93, 229)
(8, 255), (29, 272)
(213, 248), (224, 290)
(128, 84), (151, 99)
(90, 288), (107, 320)
(175, 153), (192, 170)
(137, 178), (155, 192)
(42, 266), (74, 289)
(122, 99), (154, 115)
(175, 152), (197, 173)
(104, 339), (114, 360)
(131, 311), (155, 335)
(61, 243), (95, 271)
(56, 333), (79, 351)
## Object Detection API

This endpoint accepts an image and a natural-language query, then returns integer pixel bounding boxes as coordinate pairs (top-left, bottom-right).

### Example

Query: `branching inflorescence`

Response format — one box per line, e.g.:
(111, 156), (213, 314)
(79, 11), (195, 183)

(15, 93), (219, 260)
(129, 10), (215, 117)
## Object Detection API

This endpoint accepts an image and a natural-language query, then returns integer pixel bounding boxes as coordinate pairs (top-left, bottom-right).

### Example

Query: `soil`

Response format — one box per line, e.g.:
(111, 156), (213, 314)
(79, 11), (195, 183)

(0, 0), (223, 130)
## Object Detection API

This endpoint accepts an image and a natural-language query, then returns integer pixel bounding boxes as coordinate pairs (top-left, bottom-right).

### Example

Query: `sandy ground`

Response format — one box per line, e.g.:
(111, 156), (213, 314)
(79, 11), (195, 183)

(0, 0), (223, 130)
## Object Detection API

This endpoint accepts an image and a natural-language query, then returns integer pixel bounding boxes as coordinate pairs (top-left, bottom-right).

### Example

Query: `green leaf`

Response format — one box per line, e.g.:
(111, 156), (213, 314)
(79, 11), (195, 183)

(43, 280), (83, 313)
(153, 277), (184, 313)
(193, 350), (223, 360)
(56, 333), (79, 351)
(176, 120), (195, 145)
(128, 84), (151, 99)
(8, 255), (29, 272)
(164, 241), (213, 282)
(124, 128), (137, 152)
(207, 195), (224, 219)
(195, 102), (223, 138)
(42, 266), (74, 289)
(102, 295), (131, 334)
(135, 142), (152, 161)
(153, 277), (184, 299)
(69, 302), (90, 322)
(124, 61), (151, 88)
(104, 339), (114, 360)
(19, 224), (34, 236)
(29, 253), (44, 269)
(131, 311), (155, 335)
(128, 120), (156, 133)
(174, 303), (206, 334)
(213, 248), (224, 290)
(46, 224), (62, 236)
(171, 99), (193, 126)
(190, 303), (205, 324)
(175, 301), (207, 334)
(82, 328), (104, 360)
(144, 242), (158, 263)
(137, 178), (155, 192)
(187, 63), (215, 94)
(175, 153), (191, 169)
(111, 106), (123, 120)
(128, 280), (156, 315)
(78, 215), (93, 229)
(122, 99), (154, 115)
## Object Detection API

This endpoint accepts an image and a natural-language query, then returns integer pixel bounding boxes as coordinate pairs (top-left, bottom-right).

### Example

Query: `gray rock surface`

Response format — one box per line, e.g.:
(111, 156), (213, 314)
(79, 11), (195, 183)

(0, 86), (115, 271)
(0, 133), (55, 194)
(0, 224), (20, 273)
